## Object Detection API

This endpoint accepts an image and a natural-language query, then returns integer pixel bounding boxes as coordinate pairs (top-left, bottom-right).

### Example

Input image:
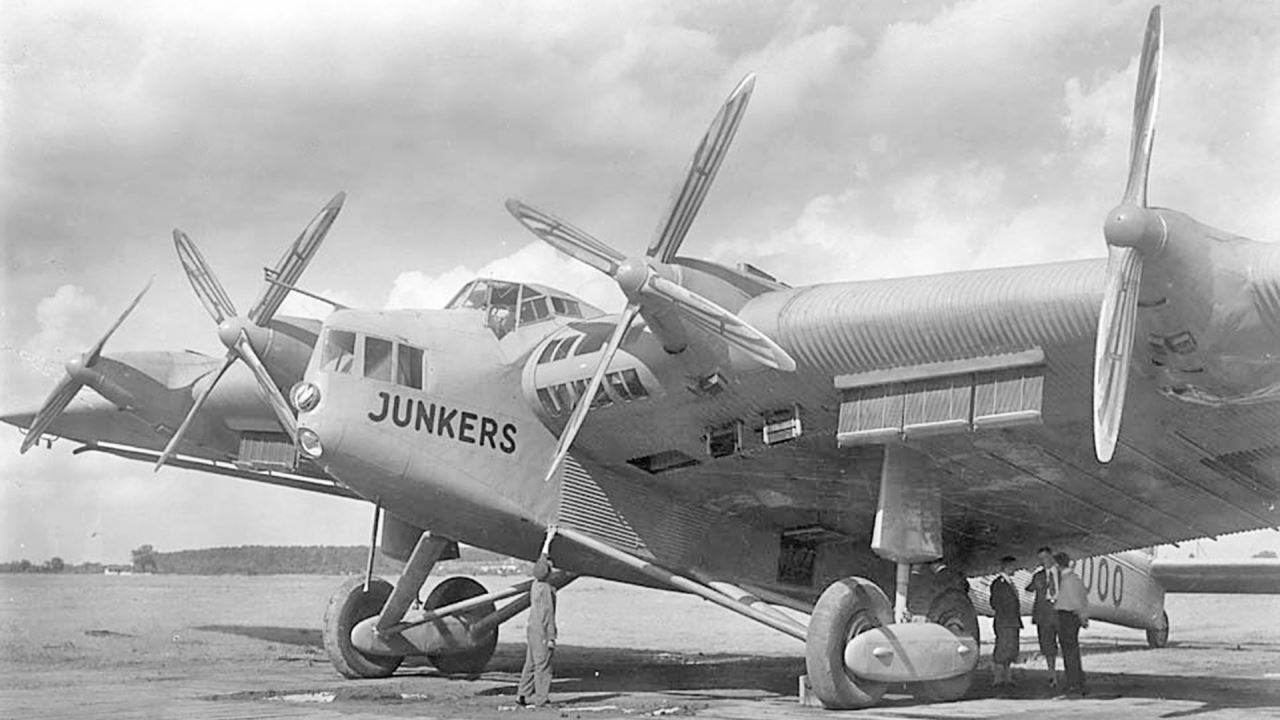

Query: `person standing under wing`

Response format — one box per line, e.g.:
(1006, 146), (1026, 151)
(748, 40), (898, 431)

(990, 555), (1023, 690)
(1026, 546), (1060, 687)
(1052, 551), (1090, 697)
(517, 554), (557, 707)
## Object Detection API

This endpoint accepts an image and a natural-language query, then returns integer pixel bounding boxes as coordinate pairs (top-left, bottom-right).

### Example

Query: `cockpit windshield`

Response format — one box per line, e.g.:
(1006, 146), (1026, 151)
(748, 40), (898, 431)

(445, 279), (596, 338)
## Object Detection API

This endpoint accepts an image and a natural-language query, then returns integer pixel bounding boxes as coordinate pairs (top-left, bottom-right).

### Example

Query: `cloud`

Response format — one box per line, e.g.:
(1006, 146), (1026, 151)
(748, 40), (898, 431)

(386, 240), (624, 313)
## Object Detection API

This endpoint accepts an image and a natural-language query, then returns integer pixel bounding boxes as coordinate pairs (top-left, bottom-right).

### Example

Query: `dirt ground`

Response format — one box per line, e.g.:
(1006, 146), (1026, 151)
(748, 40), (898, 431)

(1, 574), (1278, 719)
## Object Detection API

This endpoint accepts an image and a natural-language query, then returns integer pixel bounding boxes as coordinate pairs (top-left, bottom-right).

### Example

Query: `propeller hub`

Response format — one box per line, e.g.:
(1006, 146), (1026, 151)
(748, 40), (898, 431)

(615, 258), (652, 299)
(64, 354), (91, 382)
(217, 317), (249, 350)
(1104, 204), (1165, 254)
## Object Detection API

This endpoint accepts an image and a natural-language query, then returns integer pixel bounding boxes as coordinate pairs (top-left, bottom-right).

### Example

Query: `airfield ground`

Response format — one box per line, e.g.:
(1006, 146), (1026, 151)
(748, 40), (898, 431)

(1, 574), (1277, 719)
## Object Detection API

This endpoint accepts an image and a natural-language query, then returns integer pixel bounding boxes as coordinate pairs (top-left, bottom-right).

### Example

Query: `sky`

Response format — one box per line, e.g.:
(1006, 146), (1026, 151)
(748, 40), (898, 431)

(1, 0), (1278, 565)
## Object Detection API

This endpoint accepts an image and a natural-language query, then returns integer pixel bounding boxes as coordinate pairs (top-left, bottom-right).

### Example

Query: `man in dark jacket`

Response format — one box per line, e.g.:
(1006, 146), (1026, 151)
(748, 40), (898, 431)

(517, 555), (557, 707)
(1025, 546), (1059, 687)
(990, 555), (1023, 688)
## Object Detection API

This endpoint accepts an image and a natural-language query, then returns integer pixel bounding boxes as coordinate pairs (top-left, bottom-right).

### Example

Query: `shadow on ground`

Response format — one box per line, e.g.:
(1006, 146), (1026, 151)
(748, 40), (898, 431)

(193, 625), (1280, 712)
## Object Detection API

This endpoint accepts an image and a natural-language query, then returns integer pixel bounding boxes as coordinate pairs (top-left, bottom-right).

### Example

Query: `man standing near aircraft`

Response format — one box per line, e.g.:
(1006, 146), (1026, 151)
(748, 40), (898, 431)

(1026, 546), (1059, 687)
(989, 555), (1022, 690)
(1052, 552), (1089, 697)
(517, 554), (557, 707)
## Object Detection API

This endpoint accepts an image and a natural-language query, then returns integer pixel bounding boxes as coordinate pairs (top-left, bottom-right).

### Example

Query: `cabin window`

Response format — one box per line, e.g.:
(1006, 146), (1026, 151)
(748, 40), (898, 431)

(321, 330), (357, 374)
(553, 336), (578, 361)
(536, 388), (560, 416)
(364, 336), (393, 382)
(538, 339), (564, 364)
(606, 368), (648, 400)
(575, 328), (609, 355)
(569, 379), (612, 409)
(551, 384), (573, 415)
(396, 344), (424, 390)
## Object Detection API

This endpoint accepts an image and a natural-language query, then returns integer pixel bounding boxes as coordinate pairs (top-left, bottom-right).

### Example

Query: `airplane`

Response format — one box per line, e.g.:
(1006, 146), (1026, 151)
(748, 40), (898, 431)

(5, 6), (1278, 710)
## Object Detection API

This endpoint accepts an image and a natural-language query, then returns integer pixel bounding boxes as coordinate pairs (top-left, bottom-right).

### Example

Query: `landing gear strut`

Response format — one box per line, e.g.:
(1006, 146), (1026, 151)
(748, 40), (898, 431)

(805, 444), (981, 708)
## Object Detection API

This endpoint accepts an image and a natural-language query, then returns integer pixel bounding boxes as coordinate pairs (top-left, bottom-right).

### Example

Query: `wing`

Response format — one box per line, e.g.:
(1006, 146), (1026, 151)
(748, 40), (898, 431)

(4, 346), (361, 503)
(553, 258), (1279, 579)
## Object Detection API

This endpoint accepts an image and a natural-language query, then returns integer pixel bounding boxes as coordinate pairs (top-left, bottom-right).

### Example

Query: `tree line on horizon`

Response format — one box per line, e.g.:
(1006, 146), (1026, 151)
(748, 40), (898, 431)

(0, 544), (526, 576)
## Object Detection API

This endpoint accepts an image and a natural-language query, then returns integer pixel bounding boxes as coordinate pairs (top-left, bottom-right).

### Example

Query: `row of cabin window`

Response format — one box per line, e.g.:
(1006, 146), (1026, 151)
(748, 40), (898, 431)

(536, 368), (649, 416)
(537, 325), (643, 365)
(321, 330), (425, 390)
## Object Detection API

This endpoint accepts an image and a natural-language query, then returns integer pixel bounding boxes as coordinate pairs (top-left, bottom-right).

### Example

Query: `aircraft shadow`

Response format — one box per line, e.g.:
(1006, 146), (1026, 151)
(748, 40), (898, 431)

(195, 624), (323, 648)
(989, 668), (1280, 714)
(193, 626), (1279, 711)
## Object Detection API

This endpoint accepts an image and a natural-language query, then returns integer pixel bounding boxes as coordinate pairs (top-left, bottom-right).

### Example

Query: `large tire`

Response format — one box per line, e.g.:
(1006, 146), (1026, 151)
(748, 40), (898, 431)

(424, 576), (498, 676)
(324, 576), (404, 679)
(1146, 610), (1170, 648)
(805, 577), (894, 709)
(910, 589), (979, 702)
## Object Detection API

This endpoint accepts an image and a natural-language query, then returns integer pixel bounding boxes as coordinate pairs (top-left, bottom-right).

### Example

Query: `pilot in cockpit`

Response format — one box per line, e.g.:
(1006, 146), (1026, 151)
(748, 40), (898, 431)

(487, 282), (519, 338)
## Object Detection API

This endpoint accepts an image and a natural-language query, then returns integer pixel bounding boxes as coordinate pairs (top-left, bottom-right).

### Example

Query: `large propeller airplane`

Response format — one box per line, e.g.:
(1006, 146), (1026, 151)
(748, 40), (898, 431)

(5, 7), (1278, 709)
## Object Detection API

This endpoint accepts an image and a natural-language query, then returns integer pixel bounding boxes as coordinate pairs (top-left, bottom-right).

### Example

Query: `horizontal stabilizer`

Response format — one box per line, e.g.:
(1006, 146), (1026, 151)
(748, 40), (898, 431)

(1151, 558), (1280, 594)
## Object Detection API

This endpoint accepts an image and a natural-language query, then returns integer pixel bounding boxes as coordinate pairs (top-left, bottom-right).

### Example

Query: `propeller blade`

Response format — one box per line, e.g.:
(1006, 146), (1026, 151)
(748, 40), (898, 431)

(154, 351), (238, 471)
(1093, 7), (1165, 463)
(647, 74), (755, 263)
(1122, 6), (1163, 207)
(505, 200), (627, 276)
(19, 376), (83, 454)
(248, 192), (346, 325)
(86, 277), (154, 365)
(645, 274), (796, 372)
(1093, 246), (1143, 462)
(543, 302), (642, 484)
(233, 331), (298, 440)
(174, 229), (238, 324)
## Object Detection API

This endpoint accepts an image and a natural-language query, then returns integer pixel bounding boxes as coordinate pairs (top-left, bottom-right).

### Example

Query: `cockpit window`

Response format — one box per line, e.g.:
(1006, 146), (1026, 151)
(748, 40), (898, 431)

(445, 279), (597, 337)
(520, 295), (549, 324)
(396, 344), (424, 390)
(364, 336), (393, 382)
(321, 330), (357, 374)
(551, 297), (581, 317)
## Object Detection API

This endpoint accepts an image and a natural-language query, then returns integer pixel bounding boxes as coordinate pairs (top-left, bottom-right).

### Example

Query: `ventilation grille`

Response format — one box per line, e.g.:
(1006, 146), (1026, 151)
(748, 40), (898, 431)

(558, 456), (645, 553)
(237, 432), (295, 469)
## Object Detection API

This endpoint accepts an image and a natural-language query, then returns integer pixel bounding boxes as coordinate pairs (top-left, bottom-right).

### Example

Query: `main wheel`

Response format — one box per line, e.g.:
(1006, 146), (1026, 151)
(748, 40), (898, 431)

(805, 577), (894, 709)
(424, 576), (498, 675)
(1146, 610), (1170, 648)
(324, 576), (404, 679)
(910, 589), (979, 702)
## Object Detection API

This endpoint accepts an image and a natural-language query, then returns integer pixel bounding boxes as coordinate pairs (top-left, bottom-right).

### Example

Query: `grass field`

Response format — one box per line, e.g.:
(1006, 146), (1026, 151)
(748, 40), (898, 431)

(1, 573), (1278, 718)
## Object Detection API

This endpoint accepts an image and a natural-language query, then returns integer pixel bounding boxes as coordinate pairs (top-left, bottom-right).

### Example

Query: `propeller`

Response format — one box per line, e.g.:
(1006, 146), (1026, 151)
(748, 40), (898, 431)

(154, 192), (345, 471)
(19, 278), (154, 453)
(1094, 6), (1166, 463)
(505, 75), (796, 485)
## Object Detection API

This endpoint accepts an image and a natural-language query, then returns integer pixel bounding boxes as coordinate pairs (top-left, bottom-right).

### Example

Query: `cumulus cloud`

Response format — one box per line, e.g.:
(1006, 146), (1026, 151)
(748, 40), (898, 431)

(385, 241), (625, 313)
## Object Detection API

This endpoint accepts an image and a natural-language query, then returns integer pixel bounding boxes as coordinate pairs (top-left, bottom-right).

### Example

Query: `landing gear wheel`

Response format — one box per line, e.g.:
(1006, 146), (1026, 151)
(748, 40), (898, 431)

(425, 576), (498, 675)
(324, 576), (404, 679)
(910, 589), (979, 702)
(805, 577), (894, 709)
(1146, 610), (1170, 648)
